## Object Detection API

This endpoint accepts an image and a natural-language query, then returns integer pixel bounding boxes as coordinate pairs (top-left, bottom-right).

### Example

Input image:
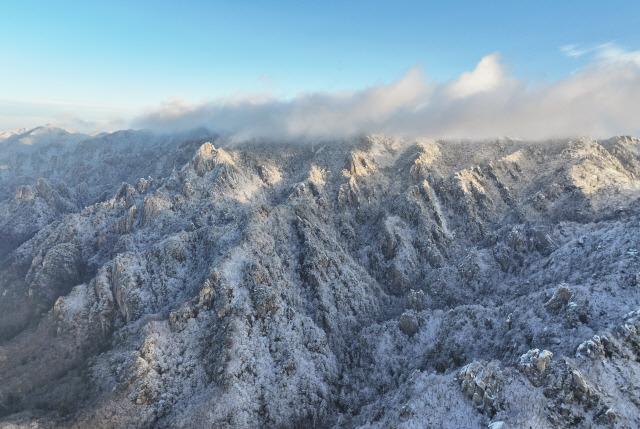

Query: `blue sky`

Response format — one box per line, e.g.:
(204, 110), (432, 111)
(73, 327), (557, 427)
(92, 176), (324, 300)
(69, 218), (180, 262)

(1, 1), (640, 137)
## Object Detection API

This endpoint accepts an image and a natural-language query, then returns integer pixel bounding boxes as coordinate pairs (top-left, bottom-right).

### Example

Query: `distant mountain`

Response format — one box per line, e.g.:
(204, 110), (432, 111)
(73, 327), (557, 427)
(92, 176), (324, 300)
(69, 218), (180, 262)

(1, 129), (640, 428)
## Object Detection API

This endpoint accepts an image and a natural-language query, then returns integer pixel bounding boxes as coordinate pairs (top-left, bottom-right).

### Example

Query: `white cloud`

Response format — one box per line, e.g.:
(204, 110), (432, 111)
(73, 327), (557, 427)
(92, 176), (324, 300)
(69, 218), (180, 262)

(595, 45), (640, 66)
(446, 53), (505, 99)
(134, 46), (640, 140)
(560, 43), (614, 59)
(560, 44), (590, 58)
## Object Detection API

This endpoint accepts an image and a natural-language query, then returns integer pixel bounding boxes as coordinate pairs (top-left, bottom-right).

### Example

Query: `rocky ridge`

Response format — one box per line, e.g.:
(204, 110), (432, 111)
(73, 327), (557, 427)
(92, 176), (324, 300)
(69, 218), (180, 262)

(1, 128), (640, 428)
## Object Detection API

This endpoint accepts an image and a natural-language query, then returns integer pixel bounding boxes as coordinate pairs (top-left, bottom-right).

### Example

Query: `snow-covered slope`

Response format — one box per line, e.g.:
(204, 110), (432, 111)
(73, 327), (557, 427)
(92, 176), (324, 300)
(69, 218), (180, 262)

(0, 126), (214, 261)
(1, 130), (640, 428)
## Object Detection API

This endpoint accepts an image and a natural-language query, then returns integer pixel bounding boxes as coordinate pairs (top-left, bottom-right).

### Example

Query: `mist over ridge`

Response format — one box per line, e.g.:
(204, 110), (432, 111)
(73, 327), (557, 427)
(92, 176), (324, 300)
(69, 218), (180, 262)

(131, 47), (640, 141)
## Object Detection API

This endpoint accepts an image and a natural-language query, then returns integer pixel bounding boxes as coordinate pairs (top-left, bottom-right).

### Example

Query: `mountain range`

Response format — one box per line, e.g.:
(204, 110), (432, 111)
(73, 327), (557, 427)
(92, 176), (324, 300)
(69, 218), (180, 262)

(1, 126), (640, 428)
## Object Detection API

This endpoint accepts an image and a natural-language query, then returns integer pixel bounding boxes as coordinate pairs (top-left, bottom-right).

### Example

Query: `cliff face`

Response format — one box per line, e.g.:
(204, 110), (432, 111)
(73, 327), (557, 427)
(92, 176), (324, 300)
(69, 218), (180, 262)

(1, 129), (640, 428)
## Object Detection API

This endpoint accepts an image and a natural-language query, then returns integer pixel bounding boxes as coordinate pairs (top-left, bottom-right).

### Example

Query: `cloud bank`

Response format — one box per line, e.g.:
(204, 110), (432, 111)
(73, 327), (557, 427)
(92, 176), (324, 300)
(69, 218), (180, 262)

(134, 46), (640, 140)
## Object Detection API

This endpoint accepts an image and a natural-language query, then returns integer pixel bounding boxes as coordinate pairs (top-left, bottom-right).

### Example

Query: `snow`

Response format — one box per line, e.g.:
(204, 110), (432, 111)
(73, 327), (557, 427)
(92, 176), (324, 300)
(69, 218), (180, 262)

(2, 131), (640, 427)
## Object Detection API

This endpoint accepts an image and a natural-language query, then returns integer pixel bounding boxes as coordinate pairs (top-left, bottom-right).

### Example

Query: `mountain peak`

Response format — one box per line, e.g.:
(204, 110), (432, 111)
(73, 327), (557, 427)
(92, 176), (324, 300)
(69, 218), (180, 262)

(27, 124), (79, 136)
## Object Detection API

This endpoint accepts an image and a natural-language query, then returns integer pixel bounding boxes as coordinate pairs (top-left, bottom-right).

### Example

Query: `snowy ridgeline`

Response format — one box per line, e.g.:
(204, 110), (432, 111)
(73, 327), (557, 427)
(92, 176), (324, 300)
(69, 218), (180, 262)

(1, 127), (640, 428)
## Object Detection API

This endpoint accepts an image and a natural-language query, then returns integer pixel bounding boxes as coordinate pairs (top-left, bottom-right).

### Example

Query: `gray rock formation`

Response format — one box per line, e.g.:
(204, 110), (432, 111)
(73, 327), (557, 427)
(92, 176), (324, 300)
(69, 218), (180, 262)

(1, 129), (640, 428)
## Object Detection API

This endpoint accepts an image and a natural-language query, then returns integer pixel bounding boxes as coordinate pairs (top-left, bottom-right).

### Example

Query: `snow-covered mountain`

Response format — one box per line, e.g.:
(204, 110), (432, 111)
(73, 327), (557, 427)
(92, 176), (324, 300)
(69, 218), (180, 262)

(1, 127), (640, 428)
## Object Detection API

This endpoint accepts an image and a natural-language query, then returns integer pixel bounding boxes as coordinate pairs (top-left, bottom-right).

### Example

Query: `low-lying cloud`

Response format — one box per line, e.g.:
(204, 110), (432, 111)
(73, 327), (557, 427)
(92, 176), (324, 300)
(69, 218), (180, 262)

(134, 45), (640, 140)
